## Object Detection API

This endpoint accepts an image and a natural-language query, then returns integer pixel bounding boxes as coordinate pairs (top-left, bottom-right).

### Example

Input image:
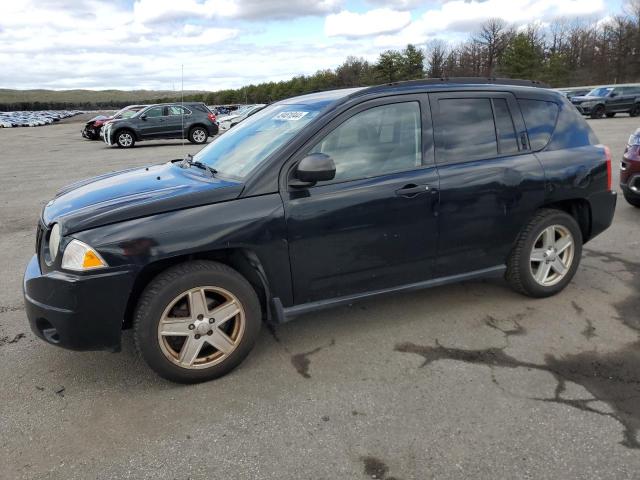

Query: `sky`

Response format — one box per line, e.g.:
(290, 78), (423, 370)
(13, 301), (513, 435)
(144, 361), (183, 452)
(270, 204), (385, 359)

(0, 0), (624, 91)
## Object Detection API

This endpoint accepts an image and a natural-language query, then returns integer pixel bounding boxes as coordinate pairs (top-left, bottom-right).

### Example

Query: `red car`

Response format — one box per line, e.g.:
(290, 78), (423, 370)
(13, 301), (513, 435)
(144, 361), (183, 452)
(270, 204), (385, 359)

(81, 105), (147, 140)
(621, 128), (640, 207)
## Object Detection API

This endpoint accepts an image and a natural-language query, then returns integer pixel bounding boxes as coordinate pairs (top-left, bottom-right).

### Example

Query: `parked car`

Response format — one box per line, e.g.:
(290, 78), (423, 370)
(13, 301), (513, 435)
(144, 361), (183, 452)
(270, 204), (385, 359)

(571, 85), (640, 118)
(621, 128), (640, 207)
(81, 105), (146, 140)
(102, 102), (218, 148)
(217, 104), (266, 131)
(24, 79), (616, 383)
(557, 88), (591, 100)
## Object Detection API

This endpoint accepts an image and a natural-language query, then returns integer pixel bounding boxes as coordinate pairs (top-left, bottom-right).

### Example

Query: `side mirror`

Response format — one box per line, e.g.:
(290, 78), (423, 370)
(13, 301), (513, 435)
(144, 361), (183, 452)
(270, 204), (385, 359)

(609, 92), (618, 98)
(293, 153), (336, 185)
(140, 114), (147, 120)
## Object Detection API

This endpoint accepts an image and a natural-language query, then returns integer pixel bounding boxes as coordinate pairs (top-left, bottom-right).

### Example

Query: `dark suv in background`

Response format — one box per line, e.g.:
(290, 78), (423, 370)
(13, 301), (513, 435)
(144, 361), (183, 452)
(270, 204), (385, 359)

(571, 85), (640, 118)
(24, 79), (616, 383)
(103, 102), (218, 148)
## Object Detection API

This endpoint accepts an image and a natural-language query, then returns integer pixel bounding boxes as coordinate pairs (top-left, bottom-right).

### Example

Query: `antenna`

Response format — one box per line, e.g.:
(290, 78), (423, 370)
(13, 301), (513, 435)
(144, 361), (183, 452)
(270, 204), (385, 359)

(181, 64), (184, 148)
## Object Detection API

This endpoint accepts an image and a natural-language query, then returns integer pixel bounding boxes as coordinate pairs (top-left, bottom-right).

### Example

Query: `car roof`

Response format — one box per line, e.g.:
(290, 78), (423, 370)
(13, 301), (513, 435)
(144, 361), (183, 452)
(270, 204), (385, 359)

(276, 78), (560, 110)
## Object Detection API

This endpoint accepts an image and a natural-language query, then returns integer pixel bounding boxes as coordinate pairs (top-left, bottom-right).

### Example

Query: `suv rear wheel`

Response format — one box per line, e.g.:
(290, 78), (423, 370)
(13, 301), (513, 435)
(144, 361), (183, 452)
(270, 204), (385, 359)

(134, 260), (261, 383)
(189, 126), (208, 144)
(506, 209), (582, 298)
(116, 129), (135, 148)
(630, 104), (640, 117)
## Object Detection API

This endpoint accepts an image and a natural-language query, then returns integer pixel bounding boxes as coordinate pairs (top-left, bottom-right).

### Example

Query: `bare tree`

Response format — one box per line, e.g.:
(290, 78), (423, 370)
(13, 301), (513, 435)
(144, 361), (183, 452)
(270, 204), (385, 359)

(475, 18), (509, 76)
(426, 40), (448, 77)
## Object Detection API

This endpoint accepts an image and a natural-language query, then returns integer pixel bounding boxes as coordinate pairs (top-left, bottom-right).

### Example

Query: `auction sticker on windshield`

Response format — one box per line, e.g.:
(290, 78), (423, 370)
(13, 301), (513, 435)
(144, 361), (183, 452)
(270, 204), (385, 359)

(273, 111), (309, 121)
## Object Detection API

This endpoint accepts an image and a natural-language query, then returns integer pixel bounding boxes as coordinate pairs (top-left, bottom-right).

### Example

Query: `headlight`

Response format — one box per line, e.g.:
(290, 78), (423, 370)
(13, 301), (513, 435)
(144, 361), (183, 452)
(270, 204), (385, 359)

(48, 223), (61, 260)
(628, 133), (640, 146)
(581, 101), (596, 108)
(61, 239), (108, 271)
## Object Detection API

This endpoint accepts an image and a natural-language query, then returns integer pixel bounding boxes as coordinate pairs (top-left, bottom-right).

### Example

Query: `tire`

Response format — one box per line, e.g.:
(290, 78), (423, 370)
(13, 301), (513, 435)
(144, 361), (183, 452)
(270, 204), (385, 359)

(115, 129), (135, 148)
(506, 209), (582, 298)
(623, 191), (640, 207)
(590, 105), (605, 119)
(134, 260), (262, 383)
(630, 104), (640, 117)
(606, 112), (616, 118)
(189, 126), (208, 144)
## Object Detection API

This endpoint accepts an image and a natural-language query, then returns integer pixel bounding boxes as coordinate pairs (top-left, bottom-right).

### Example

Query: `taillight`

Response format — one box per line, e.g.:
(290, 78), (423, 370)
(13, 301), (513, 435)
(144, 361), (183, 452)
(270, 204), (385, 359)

(207, 112), (217, 123)
(603, 145), (612, 191)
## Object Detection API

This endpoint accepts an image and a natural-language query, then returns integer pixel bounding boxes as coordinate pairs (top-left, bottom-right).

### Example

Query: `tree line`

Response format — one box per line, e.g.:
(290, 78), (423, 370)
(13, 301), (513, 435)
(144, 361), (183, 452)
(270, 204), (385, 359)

(3, 1), (640, 111)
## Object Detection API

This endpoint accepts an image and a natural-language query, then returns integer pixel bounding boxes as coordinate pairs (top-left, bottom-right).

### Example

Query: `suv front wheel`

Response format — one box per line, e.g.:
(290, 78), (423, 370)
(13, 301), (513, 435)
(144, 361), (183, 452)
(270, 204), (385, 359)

(115, 129), (135, 148)
(590, 105), (606, 119)
(506, 209), (582, 298)
(134, 261), (262, 383)
(189, 126), (208, 145)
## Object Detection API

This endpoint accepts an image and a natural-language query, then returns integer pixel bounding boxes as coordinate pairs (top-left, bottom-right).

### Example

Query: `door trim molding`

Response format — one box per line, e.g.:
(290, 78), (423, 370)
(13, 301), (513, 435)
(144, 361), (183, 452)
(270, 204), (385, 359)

(273, 265), (506, 323)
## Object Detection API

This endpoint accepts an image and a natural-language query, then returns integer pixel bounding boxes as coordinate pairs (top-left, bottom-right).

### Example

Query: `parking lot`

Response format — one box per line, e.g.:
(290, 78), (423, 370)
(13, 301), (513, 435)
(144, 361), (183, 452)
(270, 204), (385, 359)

(0, 114), (639, 479)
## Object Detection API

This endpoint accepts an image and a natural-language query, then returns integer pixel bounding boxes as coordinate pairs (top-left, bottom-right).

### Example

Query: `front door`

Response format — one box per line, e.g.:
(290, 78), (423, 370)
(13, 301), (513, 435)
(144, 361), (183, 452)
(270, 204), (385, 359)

(138, 106), (167, 138)
(282, 96), (440, 304)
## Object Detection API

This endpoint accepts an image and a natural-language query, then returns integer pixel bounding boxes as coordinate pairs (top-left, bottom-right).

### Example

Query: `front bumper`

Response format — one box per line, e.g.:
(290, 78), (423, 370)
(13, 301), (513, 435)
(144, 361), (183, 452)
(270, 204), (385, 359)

(573, 104), (593, 115)
(81, 125), (98, 139)
(620, 174), (640, 198)
(23, 254), (135, 352)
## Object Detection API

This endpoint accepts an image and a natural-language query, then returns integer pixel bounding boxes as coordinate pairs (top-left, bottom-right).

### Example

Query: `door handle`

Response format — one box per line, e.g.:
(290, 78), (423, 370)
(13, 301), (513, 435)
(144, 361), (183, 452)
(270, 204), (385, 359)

(395, 184), (431, 197)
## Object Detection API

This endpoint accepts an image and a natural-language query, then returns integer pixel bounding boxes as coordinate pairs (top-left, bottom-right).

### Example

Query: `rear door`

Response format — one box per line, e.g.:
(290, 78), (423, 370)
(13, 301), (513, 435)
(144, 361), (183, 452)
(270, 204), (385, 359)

(165, 105), (191, 137)
(429, 91), (546, 276)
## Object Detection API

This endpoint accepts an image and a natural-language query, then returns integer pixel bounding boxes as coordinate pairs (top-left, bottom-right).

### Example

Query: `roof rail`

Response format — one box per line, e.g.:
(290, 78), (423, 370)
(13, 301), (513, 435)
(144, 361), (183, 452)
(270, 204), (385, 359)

(382, 77), (550, 89)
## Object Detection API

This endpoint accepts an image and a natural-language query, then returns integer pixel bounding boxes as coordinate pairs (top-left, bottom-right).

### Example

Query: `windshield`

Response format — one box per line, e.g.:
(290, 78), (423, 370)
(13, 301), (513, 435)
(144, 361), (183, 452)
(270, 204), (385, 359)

(587, 87), (613, 97)
(194, 103), (322, 179)
(114, 106), (143, 119)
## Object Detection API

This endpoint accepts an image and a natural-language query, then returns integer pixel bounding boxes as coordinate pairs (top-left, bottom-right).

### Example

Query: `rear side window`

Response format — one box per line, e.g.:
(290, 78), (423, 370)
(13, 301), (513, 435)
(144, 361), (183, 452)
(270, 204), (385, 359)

(435, 98), (497, 163)
(518, 99), (559, 150)
(168, 106), (191, 116)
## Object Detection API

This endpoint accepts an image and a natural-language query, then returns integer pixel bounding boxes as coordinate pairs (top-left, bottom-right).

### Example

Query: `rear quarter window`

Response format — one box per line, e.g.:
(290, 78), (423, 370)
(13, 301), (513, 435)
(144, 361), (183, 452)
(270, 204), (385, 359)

(546, 97), (599, 150)
(518, 99), (559, 150)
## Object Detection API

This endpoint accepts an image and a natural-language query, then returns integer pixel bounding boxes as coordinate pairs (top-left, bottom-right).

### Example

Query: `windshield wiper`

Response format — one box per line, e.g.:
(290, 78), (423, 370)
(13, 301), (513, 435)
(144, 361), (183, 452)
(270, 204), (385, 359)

(180, 154), (217, 177)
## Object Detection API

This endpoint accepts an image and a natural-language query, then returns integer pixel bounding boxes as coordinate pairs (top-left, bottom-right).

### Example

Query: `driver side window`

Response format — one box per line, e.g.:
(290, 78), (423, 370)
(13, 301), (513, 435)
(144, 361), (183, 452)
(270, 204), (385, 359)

(308, 102), (422, 184)
(145, 107), (164, 118)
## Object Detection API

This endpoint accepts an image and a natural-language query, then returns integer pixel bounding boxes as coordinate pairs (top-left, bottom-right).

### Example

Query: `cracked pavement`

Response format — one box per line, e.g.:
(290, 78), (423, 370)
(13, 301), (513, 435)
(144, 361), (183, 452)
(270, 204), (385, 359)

(0, 114), (639, 479)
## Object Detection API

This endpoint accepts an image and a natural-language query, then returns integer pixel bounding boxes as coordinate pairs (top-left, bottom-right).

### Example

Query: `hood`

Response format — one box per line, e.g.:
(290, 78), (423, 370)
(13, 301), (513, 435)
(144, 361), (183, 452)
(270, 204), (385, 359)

(44, 162), (243, 235)
(87, 114), (111, 124)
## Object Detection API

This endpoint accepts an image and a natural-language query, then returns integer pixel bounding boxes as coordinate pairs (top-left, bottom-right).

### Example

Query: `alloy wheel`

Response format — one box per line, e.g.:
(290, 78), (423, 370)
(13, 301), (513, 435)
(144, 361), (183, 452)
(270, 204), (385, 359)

(529, 225), (575, 287)
(118, 132), (133, 147)
(157, 286), (245, 369)
(192, 129), (206, 143)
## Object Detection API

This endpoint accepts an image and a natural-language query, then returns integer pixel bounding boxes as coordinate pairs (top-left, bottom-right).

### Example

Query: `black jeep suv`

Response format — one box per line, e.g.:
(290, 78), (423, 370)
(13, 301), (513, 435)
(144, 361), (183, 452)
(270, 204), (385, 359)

(103, 102), (219, 148)
(24, 79), (616, 383)
(571, 85), (640, 119)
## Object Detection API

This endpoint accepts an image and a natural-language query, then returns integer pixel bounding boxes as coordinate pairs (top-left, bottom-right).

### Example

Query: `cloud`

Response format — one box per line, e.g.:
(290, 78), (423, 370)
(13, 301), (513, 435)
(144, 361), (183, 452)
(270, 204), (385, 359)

(373, 0), (606, 47)
(0, 0), (614, 91)
(132, 0), (343, 24)
(364, 0), (426, 7)
(325, 8), (412, 38)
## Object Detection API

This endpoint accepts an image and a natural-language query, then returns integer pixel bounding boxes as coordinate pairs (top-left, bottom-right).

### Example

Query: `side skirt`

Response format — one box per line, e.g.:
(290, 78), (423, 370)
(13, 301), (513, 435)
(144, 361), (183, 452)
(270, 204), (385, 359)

(271, 265), (506, 324)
